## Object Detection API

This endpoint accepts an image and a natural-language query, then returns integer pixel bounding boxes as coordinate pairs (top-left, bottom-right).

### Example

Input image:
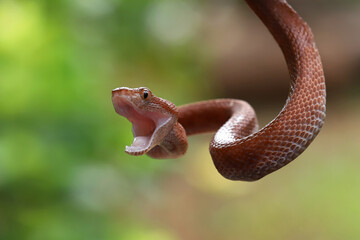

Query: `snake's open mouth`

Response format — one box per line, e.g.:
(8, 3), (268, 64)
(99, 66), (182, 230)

(112, 94), (172, 155)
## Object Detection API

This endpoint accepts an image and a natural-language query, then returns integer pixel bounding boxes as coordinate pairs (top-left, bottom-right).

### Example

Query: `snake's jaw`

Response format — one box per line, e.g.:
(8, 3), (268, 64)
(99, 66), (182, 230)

(125, 116), (174, 155)
(112, 89), (176, 156)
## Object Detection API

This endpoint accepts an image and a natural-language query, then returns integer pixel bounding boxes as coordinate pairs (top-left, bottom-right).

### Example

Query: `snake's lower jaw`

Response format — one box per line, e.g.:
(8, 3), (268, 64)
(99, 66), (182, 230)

(125, 146), (146, 156)
(125, 116), (175, 156)
(125, 136), (152, 156)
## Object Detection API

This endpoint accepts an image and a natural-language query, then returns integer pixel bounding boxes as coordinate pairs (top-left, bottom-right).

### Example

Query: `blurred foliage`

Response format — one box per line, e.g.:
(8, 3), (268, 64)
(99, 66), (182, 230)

(0, 0), (203, 239)
(0, 0), (360, 240)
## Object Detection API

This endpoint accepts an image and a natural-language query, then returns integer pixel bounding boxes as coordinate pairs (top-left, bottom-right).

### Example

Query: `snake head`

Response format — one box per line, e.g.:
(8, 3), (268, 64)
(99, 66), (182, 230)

(112, 87), (178, 156)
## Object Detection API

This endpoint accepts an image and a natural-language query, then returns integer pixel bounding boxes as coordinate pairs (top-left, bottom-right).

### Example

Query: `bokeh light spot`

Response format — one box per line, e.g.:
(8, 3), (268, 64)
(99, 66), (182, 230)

(146, 1), (202, 46)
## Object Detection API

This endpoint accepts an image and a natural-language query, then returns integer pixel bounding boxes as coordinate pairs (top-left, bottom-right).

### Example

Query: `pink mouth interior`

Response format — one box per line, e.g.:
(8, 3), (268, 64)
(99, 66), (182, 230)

(113, 96), (170, 154)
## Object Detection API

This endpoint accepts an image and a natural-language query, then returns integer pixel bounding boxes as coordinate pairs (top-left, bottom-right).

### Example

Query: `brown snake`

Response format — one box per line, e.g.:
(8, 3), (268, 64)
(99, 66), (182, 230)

(112, 0), (326, 181)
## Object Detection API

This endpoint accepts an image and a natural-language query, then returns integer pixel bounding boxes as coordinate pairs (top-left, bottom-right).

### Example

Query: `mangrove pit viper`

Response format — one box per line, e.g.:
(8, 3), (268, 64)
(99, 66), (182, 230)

(112, 0), (326, 181)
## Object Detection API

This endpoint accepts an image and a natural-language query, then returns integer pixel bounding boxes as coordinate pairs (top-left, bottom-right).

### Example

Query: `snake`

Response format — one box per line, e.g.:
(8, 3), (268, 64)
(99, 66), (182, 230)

(112, 0), (326, 181)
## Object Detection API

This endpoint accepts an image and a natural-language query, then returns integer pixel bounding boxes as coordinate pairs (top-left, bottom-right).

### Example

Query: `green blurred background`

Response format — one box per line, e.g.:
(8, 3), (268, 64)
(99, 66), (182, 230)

(1, 0), (360, 239)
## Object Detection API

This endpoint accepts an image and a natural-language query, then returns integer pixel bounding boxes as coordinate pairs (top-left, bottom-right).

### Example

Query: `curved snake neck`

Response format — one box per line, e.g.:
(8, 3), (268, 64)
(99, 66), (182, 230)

(112, 0), (326, 181)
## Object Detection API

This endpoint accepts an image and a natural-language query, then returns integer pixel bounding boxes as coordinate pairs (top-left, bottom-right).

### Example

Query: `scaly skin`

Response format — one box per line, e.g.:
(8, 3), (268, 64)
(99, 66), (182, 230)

(112, 0), (326, 181)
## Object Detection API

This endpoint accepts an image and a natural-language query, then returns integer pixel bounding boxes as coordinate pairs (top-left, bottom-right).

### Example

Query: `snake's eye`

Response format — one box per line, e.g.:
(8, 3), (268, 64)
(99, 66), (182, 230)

(140, 88), (151, 100)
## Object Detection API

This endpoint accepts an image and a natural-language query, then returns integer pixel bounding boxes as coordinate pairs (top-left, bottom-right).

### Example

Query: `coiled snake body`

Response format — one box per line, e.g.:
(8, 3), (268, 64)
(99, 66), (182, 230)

(112, 0), (326, 181)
